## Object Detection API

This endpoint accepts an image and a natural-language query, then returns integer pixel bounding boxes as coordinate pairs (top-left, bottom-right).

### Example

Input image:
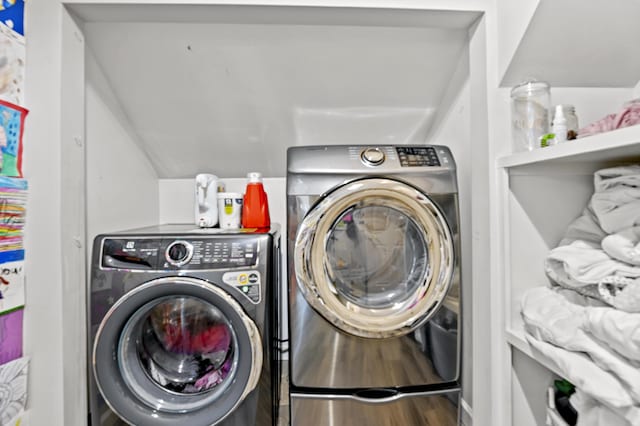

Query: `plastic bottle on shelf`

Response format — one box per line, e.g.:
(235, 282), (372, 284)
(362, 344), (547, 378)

(241, 172), (270, 229)
(552, 105), (568, 144)
(551, 104), (579, 140)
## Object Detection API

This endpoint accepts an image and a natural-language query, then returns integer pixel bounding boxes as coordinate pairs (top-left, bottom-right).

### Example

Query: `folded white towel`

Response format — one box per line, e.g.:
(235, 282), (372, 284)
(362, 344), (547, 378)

(598, 276), (640, 313)
(592, 191), (640, 234)
(559, 204), (607, 247)
(592, 166), (640, 234)
(522, 287), (640, 402)
(571, 389), (631, 426)
(594, 165), (640, 193)
(525, 335), (640, 423)
(602, 227), (640, 266)
(583, 307), (640, 363)
(547, 241), (640, 285)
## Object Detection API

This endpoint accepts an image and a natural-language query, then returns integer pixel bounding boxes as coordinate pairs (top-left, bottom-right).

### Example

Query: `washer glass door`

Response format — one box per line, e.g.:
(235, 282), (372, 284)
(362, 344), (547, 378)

(93, 277), (262, 426)
(295, 178), (454, 338)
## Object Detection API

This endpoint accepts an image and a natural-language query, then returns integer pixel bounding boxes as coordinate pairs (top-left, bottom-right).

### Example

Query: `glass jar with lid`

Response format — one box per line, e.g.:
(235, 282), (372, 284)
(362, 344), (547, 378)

(510, 80), (551, 152)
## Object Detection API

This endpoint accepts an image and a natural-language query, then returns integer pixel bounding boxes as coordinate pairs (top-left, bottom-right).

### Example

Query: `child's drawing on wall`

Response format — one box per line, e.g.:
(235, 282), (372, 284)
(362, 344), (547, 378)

(0, 100), (26, 177)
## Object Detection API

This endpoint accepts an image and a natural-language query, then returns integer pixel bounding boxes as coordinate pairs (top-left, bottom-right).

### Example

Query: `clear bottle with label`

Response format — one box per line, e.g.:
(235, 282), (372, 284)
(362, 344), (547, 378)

(510, 80), (551, 151)
(552, 105), (568, 144)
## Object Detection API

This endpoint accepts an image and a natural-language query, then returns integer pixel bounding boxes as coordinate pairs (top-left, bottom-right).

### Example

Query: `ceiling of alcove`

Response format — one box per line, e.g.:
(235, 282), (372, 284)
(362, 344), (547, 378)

(79, 5), (479, 178)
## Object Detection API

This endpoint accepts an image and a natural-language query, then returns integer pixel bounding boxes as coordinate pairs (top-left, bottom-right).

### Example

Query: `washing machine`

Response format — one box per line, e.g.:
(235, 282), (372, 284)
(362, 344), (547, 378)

(287, 145), (461, 425)
(88, 224), (281, 426)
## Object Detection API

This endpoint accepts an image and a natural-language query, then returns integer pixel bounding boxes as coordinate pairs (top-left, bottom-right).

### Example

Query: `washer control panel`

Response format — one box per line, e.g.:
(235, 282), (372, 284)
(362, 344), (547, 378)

(165, 240), (194, 266)
(101, 237), (259, 270)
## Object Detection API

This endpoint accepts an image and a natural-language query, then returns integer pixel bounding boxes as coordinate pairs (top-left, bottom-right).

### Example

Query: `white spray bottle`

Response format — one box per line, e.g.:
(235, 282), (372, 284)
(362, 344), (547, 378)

(195, 173), (219, 228)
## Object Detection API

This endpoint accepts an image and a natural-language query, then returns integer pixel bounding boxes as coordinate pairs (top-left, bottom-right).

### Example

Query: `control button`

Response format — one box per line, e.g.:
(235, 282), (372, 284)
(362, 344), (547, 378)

(361, 147), (385, 166)
(165, 240), (194, 267)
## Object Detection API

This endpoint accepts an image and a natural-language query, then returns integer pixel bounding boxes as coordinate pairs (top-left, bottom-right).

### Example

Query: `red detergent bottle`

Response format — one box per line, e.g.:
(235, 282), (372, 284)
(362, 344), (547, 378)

(242, 172), (270, 229)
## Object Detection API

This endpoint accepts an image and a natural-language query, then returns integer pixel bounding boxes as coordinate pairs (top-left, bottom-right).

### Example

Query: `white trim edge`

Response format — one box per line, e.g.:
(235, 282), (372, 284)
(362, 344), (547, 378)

(461, 398), (473, 426)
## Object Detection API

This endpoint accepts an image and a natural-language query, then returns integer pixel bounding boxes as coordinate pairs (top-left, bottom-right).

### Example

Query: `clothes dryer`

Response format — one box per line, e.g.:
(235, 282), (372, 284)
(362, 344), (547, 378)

(287, 145), (461, 425)
(88, 225), (281, 426)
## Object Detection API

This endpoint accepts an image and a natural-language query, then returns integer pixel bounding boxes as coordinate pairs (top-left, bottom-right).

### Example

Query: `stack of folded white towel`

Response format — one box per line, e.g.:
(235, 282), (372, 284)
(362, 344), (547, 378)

(521, 165), (640, 425)
(546, 165), (640, 312)
(522, 287), (640, 425)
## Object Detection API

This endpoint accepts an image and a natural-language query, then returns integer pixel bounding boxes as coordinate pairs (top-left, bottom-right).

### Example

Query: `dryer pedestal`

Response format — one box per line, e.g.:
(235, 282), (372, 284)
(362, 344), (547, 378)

(291, 391), (460, 426)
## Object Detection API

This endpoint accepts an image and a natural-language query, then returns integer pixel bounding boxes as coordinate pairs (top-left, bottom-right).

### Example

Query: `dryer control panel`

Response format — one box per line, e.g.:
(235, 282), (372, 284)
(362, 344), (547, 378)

(101, 237), (259, 271)
(396, 146), (441, 167)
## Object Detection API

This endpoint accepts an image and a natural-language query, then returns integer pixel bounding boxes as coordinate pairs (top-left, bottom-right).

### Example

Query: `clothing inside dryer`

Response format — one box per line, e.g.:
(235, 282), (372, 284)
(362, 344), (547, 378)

(325, 205), (428, 309)
(126, 297), (235, 394)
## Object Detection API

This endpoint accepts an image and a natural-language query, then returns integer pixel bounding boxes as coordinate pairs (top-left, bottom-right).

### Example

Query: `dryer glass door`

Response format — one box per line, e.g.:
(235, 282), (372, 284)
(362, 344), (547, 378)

(92, 277), (262, 426)
(295, 178), (454, 338)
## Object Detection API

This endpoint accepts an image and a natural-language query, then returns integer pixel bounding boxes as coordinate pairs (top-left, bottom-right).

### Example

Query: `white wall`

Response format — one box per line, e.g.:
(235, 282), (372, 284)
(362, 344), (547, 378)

(85, 49), (159, 245)
(24, 2), (492, 425)
(495, 0), (539, 83)
(550, 87), (635, 131)
(426, 77), (473, 408)
(22, 2), (65, 425)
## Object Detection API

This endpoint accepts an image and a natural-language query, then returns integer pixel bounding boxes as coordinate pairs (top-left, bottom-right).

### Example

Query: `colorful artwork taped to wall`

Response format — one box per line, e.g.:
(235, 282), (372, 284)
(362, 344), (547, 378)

(0, 100), (26, 177)
(0, 0), (24, 36)
(0, 22), (24, 105)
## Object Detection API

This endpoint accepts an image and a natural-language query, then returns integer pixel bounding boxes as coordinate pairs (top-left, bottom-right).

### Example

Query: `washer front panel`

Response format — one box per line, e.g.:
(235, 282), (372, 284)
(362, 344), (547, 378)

(92, 277), (262, 426)
(294, 178), (455, 339)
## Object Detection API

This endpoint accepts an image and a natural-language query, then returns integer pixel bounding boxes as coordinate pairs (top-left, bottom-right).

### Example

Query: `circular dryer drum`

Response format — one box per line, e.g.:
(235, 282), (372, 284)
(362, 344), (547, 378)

(295, 178), (455, 339)
(92, 277), (262, 426)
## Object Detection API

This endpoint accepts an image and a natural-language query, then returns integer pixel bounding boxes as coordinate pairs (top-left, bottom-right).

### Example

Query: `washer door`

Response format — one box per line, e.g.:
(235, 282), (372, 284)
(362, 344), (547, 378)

(295, 178), (454, 338)
(93, 277), (262, 426)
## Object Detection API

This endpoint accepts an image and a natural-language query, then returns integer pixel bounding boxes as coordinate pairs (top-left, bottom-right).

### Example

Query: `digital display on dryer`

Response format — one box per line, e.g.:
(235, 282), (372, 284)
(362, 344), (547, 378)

(396, 147), (441, 167)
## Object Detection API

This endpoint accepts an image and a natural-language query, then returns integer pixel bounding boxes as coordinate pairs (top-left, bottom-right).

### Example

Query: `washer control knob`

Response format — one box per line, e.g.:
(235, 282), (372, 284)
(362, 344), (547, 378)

(166, 241), (194, 266)
(361, 147), (385, 166)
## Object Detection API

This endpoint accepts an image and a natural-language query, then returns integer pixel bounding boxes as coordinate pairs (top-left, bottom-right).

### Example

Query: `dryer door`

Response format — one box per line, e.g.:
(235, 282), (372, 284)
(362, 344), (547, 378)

(295, 178), (455, 338)
(92, 276), (262, 426)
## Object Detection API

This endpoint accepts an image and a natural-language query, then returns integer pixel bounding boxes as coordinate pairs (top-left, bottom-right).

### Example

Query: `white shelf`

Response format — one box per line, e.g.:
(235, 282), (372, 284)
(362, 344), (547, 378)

(506, 328), (565, 380)
(501, 0), (640, 87)
(497, 125), (640, 169)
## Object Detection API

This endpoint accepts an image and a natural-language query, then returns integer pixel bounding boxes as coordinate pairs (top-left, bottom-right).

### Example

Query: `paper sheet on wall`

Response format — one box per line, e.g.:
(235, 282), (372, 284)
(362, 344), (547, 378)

(0, 1), (24, 37)
(0, 249), (23, 315)
(0, 307), (22, 364)
(0, 176), (26, 248)
(0, 356), (29, 425)
(0, 101), (27, 177)
(0, 21), (23, 106)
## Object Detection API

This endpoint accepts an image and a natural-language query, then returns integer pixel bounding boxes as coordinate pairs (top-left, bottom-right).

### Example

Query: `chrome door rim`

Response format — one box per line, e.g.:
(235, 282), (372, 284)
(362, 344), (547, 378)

(294, 178), (454, 338)
(93, 277), (263, 424)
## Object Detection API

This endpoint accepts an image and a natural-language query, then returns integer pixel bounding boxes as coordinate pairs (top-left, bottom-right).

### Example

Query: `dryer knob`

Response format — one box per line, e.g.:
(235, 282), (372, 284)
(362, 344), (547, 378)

(166, 241), (194, 266)
(361, 147), (385, 166)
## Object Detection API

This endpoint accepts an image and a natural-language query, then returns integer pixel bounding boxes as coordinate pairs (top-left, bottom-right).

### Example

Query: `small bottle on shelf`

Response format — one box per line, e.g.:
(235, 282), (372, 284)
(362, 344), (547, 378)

(552, 105), (568, 144)
(551, 104), (579, 141)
